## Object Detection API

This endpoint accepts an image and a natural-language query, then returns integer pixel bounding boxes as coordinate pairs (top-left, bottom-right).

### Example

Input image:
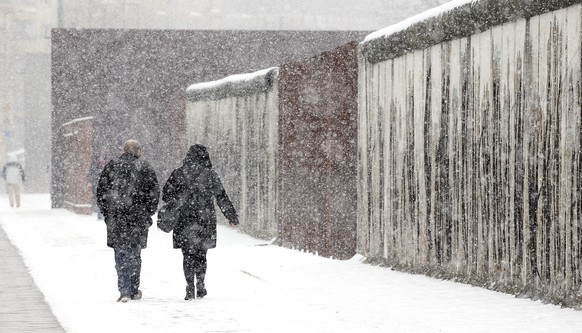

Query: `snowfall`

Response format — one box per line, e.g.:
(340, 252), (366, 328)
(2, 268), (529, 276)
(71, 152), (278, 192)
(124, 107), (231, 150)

(2, 194), (582, 333)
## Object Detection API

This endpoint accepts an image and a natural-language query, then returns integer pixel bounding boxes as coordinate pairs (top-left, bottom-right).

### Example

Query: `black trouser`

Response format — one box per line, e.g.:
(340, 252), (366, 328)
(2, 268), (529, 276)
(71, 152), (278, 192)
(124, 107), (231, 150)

(182, 248), (207, 289)
(114, 247), (142, 297)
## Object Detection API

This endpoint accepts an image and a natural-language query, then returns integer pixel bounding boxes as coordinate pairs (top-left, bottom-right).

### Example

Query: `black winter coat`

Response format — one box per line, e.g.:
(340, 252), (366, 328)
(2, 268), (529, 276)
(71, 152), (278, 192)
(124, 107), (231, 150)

(96, 153), (160, 249)
(162, 154), (238, 252)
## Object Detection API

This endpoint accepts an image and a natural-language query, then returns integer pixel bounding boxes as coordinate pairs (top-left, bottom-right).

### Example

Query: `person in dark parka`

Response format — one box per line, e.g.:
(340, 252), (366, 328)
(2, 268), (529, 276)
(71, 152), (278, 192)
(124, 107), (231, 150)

(162, 144), (239, 300)
(96, 139), (160, 303)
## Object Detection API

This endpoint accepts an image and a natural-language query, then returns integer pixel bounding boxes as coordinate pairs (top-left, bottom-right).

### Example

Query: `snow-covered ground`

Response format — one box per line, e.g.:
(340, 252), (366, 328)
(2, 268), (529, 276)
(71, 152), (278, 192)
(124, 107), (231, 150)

(1, 194), (582, 333)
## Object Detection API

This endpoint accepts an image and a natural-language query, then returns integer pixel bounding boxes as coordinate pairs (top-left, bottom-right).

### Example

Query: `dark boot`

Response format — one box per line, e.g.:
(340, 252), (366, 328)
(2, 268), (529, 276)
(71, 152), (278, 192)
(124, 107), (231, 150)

(196, 281), (207, 299)
(185, 285), (195, 301)
(131, 290), (142, 300)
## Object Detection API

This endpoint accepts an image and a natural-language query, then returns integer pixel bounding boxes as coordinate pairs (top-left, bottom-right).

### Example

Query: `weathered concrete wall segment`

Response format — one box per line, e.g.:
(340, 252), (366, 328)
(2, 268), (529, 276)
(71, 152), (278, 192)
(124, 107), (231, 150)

(186, 68), (280, 240)
(358, 2), (582, 305)
(278, 42), (359, 259)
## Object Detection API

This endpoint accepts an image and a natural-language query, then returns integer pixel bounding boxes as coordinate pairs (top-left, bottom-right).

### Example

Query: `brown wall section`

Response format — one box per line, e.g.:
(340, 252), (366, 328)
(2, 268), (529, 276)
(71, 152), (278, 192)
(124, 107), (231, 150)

(59, 118), (94, 214)
(51, 29), (368, 210)
(278, 42), (358, 259)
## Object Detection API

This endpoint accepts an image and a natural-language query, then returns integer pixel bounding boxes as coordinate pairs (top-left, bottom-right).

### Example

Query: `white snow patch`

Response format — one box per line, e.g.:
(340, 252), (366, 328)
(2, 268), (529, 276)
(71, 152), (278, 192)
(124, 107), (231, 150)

(364, 0), (476, 42)
(1, 194), (582, 333)
(61, 116), (95, 127)
(186, 67), (279, 93)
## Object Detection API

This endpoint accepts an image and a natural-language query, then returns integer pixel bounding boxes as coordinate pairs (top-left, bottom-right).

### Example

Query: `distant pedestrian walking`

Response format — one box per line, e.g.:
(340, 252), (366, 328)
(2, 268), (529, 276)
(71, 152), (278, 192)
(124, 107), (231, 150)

(2, 156), (25, 208)
(161, 144), (239, 300)
(96, 140), (160, 303)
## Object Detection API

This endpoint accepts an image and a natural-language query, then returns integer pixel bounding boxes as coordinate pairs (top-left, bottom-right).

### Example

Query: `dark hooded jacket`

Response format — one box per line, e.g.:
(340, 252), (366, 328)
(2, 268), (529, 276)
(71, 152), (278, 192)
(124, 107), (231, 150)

(96, 152), (160, 248)
(162, 144), (238, 252)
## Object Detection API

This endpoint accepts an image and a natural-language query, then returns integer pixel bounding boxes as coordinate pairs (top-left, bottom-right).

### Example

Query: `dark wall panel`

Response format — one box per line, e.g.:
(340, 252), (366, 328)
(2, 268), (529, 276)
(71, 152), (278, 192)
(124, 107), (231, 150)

(278, 42), (359, 259)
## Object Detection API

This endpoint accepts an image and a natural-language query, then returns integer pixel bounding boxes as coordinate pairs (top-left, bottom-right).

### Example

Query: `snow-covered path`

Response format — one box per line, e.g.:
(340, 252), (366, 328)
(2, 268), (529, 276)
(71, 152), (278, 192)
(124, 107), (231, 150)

(1, 194), (581, 333)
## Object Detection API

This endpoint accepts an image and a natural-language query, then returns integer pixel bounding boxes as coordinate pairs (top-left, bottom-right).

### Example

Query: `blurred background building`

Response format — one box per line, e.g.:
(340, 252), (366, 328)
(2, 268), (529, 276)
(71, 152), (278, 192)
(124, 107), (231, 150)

(0, 0), (449, 193)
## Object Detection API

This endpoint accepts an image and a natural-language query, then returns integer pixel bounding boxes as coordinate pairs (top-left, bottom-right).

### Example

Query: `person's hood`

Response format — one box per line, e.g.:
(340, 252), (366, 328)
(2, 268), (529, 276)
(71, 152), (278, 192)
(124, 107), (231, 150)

(183, 144), (212, 169)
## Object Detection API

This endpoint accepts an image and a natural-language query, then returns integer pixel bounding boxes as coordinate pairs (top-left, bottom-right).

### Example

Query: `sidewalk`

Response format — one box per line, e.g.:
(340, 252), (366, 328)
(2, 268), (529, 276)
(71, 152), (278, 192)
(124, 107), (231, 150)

(0, 224), (64, 333)
(2, 194), (582, 333)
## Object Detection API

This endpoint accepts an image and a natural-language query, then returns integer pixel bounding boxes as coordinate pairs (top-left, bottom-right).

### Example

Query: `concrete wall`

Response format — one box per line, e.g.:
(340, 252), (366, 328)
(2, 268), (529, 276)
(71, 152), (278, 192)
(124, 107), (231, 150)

(185, 42), (359, 260)
(278, 42), (359, 259)
(59, 117), (94, 214)
(358, 0), (582, 306)
(186, 68), (280, 239)
(51, 29), (368, 210)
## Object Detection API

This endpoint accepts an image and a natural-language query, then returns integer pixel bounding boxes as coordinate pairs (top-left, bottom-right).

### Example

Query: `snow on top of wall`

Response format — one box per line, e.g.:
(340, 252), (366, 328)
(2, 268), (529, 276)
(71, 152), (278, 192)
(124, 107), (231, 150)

(187, 67), (278, 92)
(360, 0), (579, 63)
(61, 116), (95, 127)
(364, 0), (475, 42)
(187, 67), (279, 99)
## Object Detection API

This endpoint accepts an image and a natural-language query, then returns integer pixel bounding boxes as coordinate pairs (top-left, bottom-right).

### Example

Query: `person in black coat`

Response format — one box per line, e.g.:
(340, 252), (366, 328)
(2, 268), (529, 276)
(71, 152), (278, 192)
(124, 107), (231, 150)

(162, 144), (239, 300)
(96, 140), (160, 303)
